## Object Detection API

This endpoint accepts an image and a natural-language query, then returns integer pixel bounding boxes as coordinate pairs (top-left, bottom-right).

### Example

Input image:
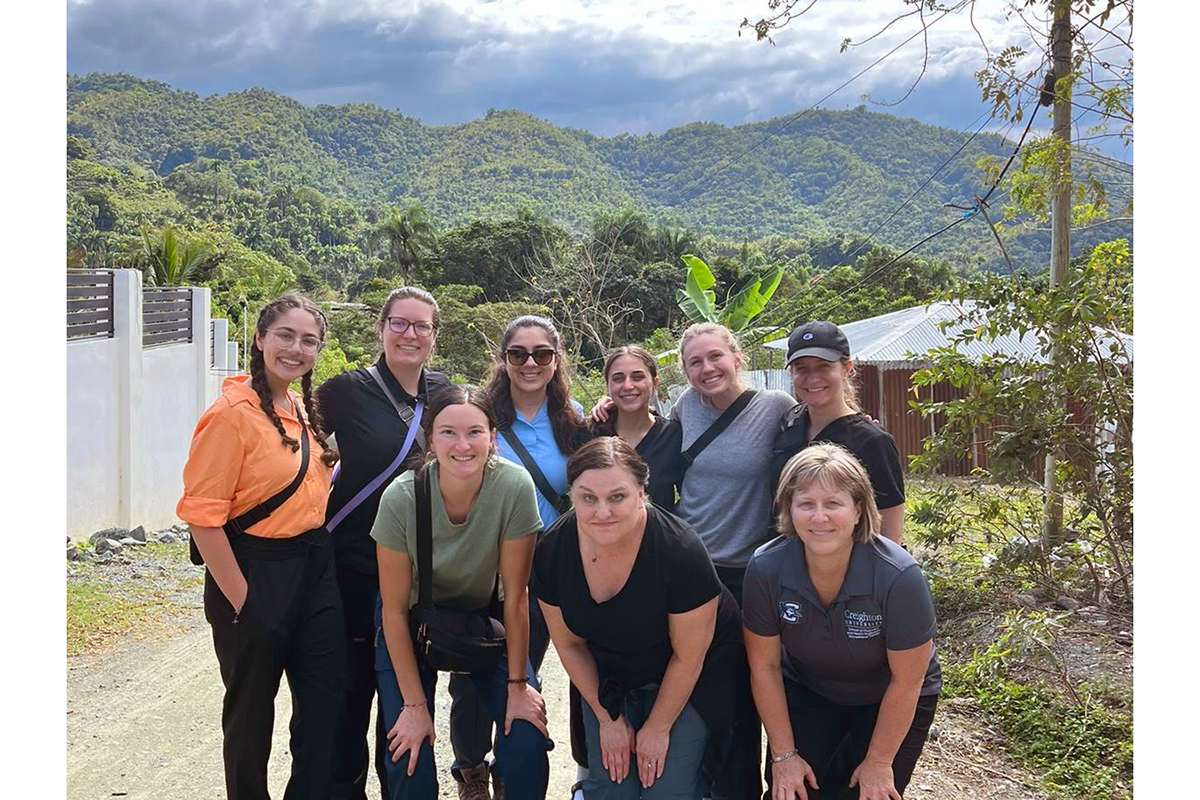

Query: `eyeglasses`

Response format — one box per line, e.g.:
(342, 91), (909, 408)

(386, 316), (436, 337)
(266, 328), (324, 354)
(504, 348), (556, 366)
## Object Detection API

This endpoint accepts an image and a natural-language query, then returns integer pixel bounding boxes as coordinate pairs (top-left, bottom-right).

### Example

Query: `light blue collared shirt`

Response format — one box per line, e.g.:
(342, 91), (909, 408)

(496, 398), (584, 528)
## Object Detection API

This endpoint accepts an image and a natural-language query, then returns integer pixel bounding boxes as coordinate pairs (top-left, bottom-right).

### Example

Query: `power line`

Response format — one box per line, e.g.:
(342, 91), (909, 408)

(742, 84), (1044, 346)
(669, 0), (968, 206)
(840, 108), (993, 266)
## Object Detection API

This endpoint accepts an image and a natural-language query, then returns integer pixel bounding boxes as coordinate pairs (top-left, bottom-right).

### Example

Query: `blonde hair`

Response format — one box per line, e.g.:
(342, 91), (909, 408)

(678, 322), (745, 400)
(774, 443), (880, 544)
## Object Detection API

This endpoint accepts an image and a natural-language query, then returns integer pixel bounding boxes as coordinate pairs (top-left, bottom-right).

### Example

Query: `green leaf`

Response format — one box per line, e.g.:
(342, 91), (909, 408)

(676, 253), (718, 323)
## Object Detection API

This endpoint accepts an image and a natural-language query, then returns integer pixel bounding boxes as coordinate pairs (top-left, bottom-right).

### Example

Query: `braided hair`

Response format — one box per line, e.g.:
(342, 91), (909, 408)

(248, 293), (338, 468)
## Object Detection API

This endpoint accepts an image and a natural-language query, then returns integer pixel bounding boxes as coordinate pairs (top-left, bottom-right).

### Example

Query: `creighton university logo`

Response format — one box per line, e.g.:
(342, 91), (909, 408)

(779, 601), (803, 624)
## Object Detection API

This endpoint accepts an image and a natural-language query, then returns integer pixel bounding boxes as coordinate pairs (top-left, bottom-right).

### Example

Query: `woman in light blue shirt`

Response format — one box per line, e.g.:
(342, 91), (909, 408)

(449, 315), (590, 799)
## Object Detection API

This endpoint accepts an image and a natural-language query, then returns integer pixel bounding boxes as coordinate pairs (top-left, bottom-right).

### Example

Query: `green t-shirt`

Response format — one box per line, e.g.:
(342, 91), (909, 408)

(370, 457), (543, 610)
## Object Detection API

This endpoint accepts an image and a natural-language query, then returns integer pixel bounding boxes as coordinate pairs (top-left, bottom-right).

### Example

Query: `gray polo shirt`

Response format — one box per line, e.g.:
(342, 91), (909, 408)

(672, 387), (798, 568)
(743, 534), (941, 706)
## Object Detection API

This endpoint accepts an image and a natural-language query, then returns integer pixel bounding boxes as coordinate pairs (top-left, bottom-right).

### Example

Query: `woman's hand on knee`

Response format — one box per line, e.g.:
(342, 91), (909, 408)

(634, 721), (670, 789)
(505, 683), (549, 738)
(598, 714), (636, 784)
(387, 703), (436, 776)
(849, 758), (900, 800)
(771, 754), (819, 800)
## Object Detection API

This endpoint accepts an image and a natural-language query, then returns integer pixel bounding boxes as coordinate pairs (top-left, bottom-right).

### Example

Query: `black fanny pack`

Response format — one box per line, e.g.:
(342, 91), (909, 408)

(408, 470), (506, 674)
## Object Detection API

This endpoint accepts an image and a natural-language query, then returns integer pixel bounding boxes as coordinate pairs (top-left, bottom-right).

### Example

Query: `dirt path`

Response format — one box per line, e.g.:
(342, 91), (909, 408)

(67, 601), (1051, 800)
(66, 601), (578, 800)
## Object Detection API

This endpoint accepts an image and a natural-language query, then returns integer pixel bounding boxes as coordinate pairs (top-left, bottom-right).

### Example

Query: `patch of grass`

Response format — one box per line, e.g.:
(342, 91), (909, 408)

(943, 662), (1133, 799)
(66, 581), (176, 655)
(66, 542), (202, 655)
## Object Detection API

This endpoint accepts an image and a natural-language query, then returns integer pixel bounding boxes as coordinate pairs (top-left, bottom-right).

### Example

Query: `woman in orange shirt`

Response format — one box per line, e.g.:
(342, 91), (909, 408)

(177, 293), (346, 800)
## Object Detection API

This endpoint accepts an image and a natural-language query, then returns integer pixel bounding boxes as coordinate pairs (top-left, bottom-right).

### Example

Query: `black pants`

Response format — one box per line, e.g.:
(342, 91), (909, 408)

(769, 682), (939, 800)
(447, 579), (552, 774)
(330, 567), (390, 800)
(206, 528), (348, 800)
(708, 564), (761, 800)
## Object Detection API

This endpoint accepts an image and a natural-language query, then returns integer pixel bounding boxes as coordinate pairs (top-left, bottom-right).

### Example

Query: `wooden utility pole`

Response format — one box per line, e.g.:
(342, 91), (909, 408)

(1042, 0), (1072, 547)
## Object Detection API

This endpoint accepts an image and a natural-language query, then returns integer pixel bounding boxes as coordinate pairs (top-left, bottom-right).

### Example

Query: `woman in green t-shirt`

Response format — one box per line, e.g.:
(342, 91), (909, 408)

(370, 385), (552, 800)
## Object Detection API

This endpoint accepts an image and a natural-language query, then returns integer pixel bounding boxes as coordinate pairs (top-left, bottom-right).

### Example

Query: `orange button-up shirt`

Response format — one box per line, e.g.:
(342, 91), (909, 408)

(177, 376), (333, 538)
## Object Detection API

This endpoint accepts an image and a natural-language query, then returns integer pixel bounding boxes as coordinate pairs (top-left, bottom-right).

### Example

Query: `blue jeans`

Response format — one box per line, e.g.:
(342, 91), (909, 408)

(374, 600), (552, 800)
(448, 583), (551, 773)
(579, 685), (707, 800)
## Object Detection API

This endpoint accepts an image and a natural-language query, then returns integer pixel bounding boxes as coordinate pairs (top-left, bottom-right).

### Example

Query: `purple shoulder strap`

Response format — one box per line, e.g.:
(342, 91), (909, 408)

(327, 400), (424, 532)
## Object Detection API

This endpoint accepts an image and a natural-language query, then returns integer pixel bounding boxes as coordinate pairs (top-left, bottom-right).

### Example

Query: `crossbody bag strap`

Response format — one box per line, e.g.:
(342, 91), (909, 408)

(499, 427), (571, 514)
(326, 399), (424, 533)
(225, 399), (311, 537)
(367, 365), (427, 450)
(415, 469), (434, 608)
(681, 389), (757, 467)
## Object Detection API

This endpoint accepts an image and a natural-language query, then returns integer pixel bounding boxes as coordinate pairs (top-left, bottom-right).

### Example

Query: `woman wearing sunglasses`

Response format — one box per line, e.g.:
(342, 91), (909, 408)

(440, 315), (591, 800)
(317, 286), (452, 800)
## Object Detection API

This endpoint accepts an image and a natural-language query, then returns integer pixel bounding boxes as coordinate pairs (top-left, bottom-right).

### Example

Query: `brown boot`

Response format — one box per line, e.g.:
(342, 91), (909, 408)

(457, 763), (492, 800)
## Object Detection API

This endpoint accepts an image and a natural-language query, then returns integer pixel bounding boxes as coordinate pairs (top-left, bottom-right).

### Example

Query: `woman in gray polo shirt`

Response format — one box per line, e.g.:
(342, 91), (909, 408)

(743, 443), (940, 800)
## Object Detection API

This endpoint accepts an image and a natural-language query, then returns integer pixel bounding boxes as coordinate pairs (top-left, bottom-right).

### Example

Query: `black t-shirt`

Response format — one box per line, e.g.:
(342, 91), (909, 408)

(636, 416), (685, 513)
(532, 505), (745, 728)
(770, 407), (905, 511)
(316, 357), (451, 574)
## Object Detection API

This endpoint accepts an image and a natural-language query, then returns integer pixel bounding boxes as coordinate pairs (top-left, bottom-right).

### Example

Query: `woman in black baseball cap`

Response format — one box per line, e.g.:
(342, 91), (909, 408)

(769, 321), (907, 544)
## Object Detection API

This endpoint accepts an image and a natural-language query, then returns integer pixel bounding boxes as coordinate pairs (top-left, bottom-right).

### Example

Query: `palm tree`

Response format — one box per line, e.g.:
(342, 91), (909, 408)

(139, 226), (215, 286)
(654, 223), (699, 264)
(371, 203), (437, 282)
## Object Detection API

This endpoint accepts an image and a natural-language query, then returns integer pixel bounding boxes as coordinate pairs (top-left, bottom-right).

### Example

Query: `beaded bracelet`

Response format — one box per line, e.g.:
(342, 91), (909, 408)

(402, 700), (428, 710)
(507, 677), (529, 685)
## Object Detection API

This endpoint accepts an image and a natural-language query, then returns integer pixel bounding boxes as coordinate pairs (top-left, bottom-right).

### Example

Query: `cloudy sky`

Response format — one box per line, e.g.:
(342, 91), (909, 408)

(66, 0), (1130, 155)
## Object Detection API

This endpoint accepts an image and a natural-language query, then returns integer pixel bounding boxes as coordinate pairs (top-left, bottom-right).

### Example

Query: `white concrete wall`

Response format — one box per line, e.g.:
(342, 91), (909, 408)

(66, 337), (121, 536)
(136, 344), (203, 530)
(66, 272), (240, 539)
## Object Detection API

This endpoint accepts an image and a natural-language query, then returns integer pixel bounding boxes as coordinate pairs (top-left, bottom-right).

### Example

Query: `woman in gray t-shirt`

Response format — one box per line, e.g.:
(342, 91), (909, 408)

(671, 322), (797, 603)
(370, 385), (551, 800)
(743, 443), (940, 800)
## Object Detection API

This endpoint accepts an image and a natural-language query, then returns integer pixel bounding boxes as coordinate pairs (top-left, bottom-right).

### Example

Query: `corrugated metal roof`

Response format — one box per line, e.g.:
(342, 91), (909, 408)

(764, 301), (1133, 367)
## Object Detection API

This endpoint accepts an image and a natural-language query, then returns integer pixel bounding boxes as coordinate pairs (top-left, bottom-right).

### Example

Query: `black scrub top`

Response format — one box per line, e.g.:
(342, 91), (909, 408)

(315, 356), (451, 574)
(770, 407), (905, 510)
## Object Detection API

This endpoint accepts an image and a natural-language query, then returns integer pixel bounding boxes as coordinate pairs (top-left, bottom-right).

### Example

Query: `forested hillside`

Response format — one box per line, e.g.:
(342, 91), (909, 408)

(67, 73), (1130, 269)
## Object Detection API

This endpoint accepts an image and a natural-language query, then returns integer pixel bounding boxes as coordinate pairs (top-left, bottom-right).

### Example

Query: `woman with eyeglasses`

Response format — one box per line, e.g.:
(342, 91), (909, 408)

(440, 315), (591, 800)
(316, 287), (452, 800)
(177, 293), (345, 800)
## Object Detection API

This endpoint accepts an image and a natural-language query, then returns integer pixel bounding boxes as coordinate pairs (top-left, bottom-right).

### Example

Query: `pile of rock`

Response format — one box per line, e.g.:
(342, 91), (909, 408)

(67, 523), (191, 564)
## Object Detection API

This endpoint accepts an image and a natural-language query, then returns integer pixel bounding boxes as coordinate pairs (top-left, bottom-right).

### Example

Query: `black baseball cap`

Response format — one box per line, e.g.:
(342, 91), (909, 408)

(785, 321), (850, 366)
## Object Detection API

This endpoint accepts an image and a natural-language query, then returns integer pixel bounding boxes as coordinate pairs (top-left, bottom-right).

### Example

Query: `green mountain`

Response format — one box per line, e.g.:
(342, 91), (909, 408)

(66, 72), (1132, 273)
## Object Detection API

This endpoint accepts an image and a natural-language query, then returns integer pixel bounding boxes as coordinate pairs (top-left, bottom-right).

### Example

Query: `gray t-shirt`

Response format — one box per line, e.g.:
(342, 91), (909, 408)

(671, 387), (798, 567)
(370, 457), (543, 610)
(742, 534), (942, 706)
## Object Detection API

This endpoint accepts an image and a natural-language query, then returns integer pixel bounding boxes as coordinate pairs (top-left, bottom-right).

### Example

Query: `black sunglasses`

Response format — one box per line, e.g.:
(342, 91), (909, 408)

(504, 347), (556, 366)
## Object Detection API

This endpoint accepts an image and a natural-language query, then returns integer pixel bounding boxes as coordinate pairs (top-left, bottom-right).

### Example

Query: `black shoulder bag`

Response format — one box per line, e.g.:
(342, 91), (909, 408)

(498, 428), (572, 514)
(189, 405), (310, 566)
(680, 389), (758, 468)
(407, 470), (507, 674)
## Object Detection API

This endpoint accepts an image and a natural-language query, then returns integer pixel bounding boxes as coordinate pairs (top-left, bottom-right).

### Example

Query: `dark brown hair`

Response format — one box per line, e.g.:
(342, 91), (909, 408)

(418, 384), (498, 474)
(248, 293), (338, 467)
(592, 345), (659, 437)
(567, 436), (650, 490)
(484, 315), (585, 454)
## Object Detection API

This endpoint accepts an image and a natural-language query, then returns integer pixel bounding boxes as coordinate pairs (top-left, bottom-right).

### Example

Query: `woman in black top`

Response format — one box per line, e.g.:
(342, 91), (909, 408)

(316, 286), (450, 800)
(534, 438), (751, 800)
(590, 346), (684, 512)
(770, 321), (906, 544)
